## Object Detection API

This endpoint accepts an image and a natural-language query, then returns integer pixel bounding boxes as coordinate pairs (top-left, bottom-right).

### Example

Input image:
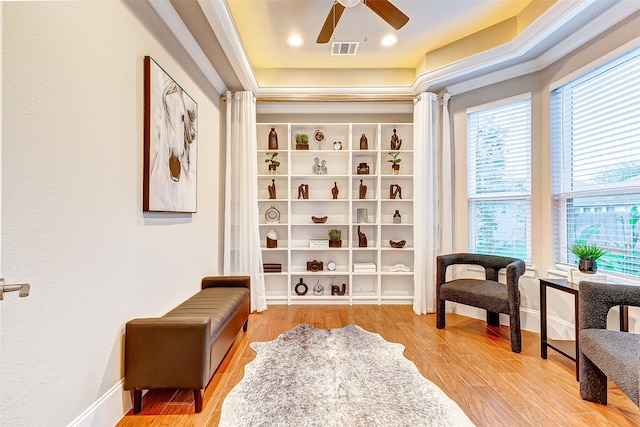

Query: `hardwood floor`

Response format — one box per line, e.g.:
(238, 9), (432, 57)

(116, 305), (639, 426)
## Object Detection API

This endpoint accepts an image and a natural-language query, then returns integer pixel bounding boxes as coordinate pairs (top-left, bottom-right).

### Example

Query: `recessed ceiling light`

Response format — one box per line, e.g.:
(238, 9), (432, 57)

(287, 35), (303, 46)
(381, 35), (397, 46)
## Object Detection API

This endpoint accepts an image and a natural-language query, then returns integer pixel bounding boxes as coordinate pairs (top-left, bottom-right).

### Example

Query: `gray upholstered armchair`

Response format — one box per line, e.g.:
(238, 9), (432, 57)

(436, 253), (526, 353)
(578, 281), (640, 406)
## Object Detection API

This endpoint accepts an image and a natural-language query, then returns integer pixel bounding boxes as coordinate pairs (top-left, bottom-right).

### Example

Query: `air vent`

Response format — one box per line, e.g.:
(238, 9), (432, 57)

(331, 41), (359, 55)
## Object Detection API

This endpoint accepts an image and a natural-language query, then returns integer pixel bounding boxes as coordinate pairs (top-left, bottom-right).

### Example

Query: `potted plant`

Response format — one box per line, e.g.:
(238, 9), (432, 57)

(328, 229), (342, 248)
(570, 242), (607, 273)
(295, 133), (309, 150)
(265, 152), (280, 174)
(387, 152), (401, 174)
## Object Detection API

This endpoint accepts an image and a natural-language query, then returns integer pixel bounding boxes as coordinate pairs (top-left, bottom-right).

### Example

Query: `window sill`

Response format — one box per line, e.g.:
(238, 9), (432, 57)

(551, 264), (640, 286)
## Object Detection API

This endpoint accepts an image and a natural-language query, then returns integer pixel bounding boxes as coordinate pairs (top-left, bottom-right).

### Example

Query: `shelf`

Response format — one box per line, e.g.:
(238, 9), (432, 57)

(258, 121), (415, 306)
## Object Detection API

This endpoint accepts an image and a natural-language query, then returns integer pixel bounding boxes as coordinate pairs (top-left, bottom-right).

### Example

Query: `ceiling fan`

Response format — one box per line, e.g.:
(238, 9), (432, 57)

(316, 0), (409, 44)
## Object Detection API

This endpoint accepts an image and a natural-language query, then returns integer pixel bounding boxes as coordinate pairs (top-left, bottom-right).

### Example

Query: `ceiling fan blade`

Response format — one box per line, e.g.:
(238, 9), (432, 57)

(364, 0), (409, 30)
(317, 1), (346, 44)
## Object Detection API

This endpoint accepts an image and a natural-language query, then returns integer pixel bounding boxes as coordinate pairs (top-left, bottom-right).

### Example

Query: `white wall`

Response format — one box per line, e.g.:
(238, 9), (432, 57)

(2, 2), (222, 426)
(448, 11), (640, 337)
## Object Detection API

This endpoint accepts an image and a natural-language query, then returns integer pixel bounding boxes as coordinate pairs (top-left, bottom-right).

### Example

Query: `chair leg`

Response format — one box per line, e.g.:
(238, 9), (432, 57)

(509, 314), (522, 353)
(193, 389), (203, 413)
(487, 311), (500, 327)
(243, 319), (248, 332)
(579, 354), (608, 405)
(436, 298), (446, 329)
(131, 390), (142, 414)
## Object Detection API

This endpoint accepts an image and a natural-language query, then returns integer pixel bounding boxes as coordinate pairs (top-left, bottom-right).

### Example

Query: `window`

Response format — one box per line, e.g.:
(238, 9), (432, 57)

(551, 47), (640, 278)
(467, 94), (532, 262)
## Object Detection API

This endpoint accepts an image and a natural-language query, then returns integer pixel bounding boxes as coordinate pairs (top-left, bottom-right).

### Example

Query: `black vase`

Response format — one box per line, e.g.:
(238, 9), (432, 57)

(578, 259), (597, 274)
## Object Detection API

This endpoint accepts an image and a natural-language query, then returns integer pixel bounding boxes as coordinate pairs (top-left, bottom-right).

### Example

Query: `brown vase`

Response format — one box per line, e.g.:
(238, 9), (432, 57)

(360, 134), (368, 150)
(268, 128), (278, 150)
(329, 240), (341, 248)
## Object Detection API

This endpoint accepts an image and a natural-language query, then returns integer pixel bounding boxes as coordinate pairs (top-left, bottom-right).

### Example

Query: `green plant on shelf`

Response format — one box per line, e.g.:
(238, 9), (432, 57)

(328, 229), (342, 240)
(295, 134), (309, 145)
(387, 152), (402, 165)
(265, 152), (280, 168)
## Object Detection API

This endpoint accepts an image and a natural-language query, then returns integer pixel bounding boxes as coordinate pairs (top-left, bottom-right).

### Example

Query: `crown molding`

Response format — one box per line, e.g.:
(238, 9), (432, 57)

(446, 0), (640, 95)
(256, 101), (414, 115)
(155, 0), (639, 98)
(146, 0), (227, 94)
(197, 0), (259, 92)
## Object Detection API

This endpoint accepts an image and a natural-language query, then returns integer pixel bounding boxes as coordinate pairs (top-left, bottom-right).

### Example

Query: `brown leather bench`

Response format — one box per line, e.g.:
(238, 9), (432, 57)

(123, 276), (250, 413)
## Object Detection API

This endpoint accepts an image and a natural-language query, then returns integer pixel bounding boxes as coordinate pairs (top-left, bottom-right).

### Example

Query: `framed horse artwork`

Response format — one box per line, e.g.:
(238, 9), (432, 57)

(143, 56), (198, 213)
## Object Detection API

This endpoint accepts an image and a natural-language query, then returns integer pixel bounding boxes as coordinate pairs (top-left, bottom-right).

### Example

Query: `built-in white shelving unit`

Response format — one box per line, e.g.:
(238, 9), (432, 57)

(257, 122), (414, 305)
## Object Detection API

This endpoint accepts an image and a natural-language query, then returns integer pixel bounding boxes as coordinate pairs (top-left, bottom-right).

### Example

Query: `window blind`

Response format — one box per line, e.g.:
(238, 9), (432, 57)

(467, 96), (532, 261)
(551, 47), (640, 278)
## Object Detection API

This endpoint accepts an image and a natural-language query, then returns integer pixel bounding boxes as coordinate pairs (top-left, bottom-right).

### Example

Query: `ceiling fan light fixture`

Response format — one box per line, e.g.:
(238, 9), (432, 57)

(337, 0), (360, 8)
(381, 34), (397, 46)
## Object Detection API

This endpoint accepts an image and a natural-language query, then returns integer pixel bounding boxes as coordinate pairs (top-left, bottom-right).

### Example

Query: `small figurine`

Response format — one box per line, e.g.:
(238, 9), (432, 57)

(331, 182), (339, 199)
(268, 179), (276, 199)
(358, 226), (367, 248)
(313, 157), (321, 174)
(359, 180), (367, 199)
(313, 281), (324, 296)
(390, 128), (402, 150)
(298, 184), (309, 199)
(390, 184), (402, 200)
(321, 159), (327, 175)
(331, 283), (346, 296)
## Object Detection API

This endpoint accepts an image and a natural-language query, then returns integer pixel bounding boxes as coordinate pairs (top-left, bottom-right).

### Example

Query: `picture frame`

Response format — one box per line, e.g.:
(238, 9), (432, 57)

(143, 56), (198, 213)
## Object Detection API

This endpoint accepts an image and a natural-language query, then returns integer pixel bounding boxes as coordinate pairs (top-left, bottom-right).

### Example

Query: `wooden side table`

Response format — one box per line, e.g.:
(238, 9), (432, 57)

(539, 278), (629, 381)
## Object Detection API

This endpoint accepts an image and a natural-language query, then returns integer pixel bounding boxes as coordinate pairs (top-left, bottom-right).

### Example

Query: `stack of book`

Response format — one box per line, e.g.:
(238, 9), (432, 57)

(309, 239), (329, 248)
(353, 262), (377, 273)
(263, 263), (282, 273)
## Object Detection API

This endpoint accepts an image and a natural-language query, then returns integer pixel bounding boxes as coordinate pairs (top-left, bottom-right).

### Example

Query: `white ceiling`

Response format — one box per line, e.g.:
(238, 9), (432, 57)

(162, 0), (640, 98)
(225, 0), (531, 69)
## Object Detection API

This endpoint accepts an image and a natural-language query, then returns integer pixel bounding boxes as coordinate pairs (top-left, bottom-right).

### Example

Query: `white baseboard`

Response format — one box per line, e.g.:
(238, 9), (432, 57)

(67, 379), (131, 427)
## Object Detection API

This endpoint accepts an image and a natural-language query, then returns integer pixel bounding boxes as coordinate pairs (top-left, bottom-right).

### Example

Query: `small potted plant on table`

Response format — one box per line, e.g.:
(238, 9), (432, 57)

(265, 152), (280, 174)
(570, 242), (607, 274)
(328, 229), (342, 248)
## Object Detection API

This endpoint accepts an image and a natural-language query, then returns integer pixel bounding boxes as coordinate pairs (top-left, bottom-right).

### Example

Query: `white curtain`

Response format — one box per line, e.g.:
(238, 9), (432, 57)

(223, 91), (267, 312)
(413, 92), (454, 314)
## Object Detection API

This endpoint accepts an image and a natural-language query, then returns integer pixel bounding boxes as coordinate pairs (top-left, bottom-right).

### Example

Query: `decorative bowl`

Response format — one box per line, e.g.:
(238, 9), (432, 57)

(312, 216), (328, 223)
(389, 240), (407, 248)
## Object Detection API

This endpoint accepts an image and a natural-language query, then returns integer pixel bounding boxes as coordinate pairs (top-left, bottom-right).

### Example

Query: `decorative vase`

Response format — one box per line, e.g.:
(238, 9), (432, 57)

(579, 259), (597, 274)
(329, 239), (341, 248)
(392, 164), (400, 175)
(360, 134), (368, 150)
(357, 226), (367, 248)
(357, 163), (370, 174)
(268, 164), (277, 175)
(268, 127), (278, 150)
(393, 210), (401, 224)
(390, 128), (402, 150)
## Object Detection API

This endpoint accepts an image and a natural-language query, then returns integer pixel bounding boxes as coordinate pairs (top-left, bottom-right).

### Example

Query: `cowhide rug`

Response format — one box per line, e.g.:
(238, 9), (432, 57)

(219, 324), (475, 426)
